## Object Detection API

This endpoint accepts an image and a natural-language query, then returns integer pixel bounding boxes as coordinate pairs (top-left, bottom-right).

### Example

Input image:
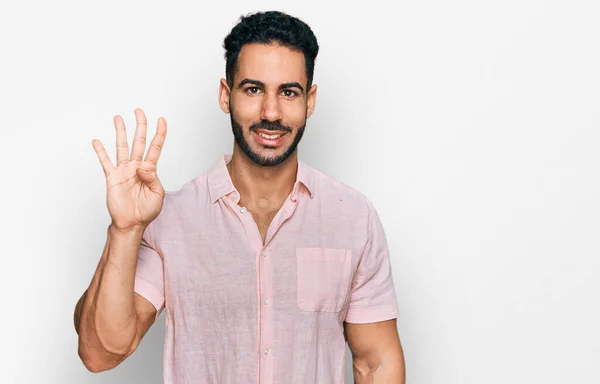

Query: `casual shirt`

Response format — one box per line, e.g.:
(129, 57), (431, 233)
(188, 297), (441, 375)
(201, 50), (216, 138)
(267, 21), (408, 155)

(134, 154), (399, 383)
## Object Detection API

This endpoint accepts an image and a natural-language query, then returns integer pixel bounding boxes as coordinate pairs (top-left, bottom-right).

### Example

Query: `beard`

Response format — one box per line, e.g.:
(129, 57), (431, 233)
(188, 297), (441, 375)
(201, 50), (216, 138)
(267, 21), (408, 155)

(229, 103), (306, 167)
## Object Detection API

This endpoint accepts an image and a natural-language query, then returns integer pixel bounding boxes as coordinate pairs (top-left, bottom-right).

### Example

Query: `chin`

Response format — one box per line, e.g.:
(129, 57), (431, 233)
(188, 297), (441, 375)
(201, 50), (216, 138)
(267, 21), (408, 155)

(254, 148), (291, 162)
(244, 145), (295, 167)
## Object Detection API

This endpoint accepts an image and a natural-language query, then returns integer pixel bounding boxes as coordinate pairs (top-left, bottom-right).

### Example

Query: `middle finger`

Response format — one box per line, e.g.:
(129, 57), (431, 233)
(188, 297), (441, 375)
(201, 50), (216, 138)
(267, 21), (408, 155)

(130, 108), (147, 162)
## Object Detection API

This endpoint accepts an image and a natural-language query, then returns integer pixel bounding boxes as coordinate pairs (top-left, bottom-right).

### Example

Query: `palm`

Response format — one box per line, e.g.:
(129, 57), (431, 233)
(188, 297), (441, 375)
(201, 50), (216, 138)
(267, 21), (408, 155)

(105, 162), (163, 229)
(92, 109), (168, 231)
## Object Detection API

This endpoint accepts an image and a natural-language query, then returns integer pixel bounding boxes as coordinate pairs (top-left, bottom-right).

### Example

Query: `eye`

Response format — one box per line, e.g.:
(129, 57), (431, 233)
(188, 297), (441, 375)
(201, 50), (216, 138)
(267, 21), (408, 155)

(246, 87), (262, 94)
(282, 89), (298, 98)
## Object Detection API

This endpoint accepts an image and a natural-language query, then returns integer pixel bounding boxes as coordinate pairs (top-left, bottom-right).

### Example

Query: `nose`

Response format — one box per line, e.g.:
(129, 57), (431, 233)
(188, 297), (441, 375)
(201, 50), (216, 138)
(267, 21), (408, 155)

(260, 92), (283, 122)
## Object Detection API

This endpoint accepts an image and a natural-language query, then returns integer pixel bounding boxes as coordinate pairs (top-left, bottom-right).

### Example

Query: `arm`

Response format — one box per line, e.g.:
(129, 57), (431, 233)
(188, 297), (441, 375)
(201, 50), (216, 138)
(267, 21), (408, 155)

(76, 109), (168, 372)
(345, 319), (405, 383)
(344, 199), (404, 381)
(74, 224), (157, 372)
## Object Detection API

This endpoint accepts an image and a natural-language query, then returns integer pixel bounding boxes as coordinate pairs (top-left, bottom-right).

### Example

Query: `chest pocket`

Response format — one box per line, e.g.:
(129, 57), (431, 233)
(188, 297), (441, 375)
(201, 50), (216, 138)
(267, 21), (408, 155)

(296, 247), (353, 312)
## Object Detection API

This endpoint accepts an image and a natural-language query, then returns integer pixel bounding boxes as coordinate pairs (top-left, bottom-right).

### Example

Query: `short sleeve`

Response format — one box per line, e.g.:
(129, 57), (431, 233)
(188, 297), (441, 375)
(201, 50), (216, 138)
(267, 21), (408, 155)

(344, 200), (399, 324)
(134, 220), (165, 319)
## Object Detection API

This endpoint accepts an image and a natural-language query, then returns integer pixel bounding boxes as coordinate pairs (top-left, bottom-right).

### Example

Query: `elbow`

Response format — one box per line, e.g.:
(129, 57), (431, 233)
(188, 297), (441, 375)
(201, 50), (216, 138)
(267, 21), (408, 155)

(78, 347), (114, 373)
(75, 318), (137, 373)
(81, 361), (112, 373)
(353, 354), (405, 383)
(353, 358), (382, 380)
(75, 300), (136, 372)
(77, 338), (124, 373)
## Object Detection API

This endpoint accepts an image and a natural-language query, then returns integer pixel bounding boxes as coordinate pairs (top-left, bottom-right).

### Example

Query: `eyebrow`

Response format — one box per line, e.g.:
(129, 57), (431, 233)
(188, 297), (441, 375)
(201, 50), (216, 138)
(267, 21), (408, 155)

(238, 78), (305, 93)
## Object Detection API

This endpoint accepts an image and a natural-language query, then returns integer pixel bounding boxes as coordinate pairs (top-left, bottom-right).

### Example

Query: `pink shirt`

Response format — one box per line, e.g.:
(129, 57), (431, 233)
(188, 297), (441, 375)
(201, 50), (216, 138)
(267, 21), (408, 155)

(134, 154), (399, 384)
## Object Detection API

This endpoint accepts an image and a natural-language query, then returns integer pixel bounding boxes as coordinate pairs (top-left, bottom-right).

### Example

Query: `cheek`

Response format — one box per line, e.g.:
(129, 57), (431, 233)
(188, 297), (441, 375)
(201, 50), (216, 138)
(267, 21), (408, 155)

(232, 98), (261, 127)
(282, 103), (307, 127)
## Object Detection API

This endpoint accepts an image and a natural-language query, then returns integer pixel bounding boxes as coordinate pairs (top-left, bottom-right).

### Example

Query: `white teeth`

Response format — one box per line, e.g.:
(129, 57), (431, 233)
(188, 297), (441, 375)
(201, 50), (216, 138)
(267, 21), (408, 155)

(258, 132), (282, 139)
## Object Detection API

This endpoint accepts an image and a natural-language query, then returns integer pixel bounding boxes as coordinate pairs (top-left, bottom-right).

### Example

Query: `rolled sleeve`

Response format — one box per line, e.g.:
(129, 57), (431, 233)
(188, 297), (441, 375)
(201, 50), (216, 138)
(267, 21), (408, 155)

(134, 221), (165, 319)
(345, 200), (399, 324)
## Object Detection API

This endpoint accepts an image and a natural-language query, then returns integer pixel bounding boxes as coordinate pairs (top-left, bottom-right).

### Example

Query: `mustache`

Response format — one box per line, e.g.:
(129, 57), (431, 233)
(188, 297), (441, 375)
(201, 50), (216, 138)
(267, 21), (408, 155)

(250, 120), (292, 133)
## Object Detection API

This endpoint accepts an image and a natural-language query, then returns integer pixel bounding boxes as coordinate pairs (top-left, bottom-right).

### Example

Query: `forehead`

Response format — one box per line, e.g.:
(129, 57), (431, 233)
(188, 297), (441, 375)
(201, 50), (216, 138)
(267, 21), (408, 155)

(235, 43), (307, 86)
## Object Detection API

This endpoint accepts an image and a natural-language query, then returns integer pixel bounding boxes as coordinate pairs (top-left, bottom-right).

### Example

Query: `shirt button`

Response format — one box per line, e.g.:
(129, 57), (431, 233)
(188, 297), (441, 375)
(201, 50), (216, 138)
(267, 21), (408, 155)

(263, 298), (269, 305)
(240, 206), (247, 213)
(264, 348), (269, 355)
(291, 196), (297, 202)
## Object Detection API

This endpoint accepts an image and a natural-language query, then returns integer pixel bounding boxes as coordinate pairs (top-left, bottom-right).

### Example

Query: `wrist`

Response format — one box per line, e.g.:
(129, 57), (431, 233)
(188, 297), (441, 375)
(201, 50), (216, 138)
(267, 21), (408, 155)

(108, 223), (146, 238)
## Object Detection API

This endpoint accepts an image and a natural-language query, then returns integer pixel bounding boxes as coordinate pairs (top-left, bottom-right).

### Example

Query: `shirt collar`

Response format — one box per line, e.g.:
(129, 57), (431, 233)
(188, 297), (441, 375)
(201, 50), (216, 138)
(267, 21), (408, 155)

(208, 154), (315, 204)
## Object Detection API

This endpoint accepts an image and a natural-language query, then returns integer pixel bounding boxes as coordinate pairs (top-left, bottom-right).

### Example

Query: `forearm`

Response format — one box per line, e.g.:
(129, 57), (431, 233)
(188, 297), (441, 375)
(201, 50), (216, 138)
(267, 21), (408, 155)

(76, 225), (144, 360)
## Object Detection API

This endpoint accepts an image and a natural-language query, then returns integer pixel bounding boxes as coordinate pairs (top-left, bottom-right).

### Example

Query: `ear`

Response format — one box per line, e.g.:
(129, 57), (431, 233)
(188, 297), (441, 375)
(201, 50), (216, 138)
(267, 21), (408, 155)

(306, 84), (317, 119)
(219, 78), (231, 114)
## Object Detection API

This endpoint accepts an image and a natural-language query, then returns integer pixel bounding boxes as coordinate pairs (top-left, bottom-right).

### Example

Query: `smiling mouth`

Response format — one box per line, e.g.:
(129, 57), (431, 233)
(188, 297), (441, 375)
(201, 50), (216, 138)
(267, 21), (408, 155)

(252, 129), (288, 146)
(258, 132), (283, 139)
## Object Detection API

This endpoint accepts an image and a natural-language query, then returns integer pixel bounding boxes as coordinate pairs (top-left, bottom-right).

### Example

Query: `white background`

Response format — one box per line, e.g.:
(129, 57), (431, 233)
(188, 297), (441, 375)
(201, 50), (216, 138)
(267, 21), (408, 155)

(1, 0), (598, 383)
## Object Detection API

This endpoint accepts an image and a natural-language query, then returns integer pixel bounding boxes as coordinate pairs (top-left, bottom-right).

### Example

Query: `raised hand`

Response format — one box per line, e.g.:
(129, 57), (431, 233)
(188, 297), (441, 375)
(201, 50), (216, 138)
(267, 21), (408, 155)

(92, 108), (167, 232)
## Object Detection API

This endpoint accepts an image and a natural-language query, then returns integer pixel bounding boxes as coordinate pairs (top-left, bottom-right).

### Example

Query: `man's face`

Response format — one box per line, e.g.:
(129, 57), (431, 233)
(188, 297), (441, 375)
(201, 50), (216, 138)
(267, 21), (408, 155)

(220, 43), (317, 166)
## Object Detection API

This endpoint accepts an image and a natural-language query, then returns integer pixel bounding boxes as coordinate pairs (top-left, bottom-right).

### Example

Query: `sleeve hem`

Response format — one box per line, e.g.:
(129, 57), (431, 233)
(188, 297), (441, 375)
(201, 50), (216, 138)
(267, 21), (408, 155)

(134, 276), (164, 320)
(344, 308), (398, 324)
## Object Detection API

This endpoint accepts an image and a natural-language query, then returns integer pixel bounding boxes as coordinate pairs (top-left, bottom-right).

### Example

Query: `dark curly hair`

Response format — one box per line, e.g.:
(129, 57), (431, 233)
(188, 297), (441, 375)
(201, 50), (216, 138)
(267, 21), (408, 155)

(223, 11), (319, 90)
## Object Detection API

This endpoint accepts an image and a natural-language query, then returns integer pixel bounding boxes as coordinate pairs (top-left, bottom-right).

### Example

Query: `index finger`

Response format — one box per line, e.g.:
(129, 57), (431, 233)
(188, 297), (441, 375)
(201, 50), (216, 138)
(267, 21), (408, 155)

(144, 117), (167, 165)
(114, 115), (129, 166)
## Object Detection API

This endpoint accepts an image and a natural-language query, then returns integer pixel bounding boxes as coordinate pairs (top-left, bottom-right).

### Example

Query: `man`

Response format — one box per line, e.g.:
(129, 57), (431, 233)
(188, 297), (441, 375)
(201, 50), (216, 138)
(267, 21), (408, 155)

(74, 10), (405, 384)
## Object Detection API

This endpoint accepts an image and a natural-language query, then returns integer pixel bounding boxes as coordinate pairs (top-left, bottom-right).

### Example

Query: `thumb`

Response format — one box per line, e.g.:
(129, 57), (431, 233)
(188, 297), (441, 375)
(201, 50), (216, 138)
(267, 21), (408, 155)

(137, 162), (161, 190)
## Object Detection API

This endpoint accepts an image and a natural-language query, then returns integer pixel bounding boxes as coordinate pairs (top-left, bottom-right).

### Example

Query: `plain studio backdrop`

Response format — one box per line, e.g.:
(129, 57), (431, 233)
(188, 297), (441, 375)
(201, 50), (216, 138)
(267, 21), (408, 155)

(0, 0), (598, 383)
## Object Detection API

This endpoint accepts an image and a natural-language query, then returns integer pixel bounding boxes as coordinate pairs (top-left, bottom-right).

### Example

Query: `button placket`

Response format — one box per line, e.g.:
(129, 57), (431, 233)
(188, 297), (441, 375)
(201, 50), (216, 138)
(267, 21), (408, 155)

(259, 243), (274, 383)
(265, 201), (297, 245)
(225, 196), (272, 380)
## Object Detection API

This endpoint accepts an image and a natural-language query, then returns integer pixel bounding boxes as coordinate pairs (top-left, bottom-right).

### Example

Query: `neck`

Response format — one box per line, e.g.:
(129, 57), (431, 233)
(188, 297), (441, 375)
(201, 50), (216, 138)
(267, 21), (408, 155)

(227, 145), (298, 208)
